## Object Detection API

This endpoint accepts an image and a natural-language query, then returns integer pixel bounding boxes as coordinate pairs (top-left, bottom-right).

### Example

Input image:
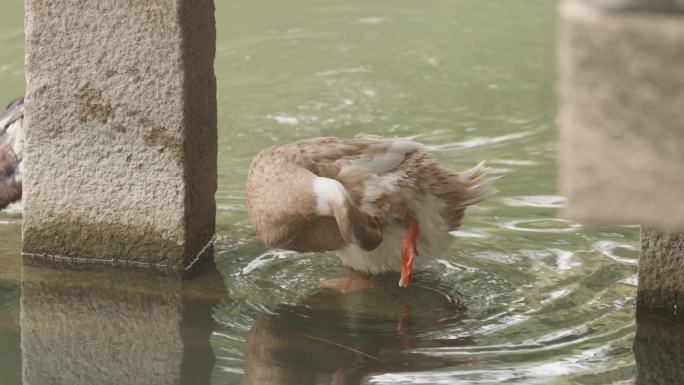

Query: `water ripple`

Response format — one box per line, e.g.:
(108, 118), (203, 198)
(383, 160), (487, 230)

(502, 195), (567, 208)
(519, 249), (582, 272)
(593, 241), (638, 265)
(315, 65), (372, 76)
(368, 344), (617, 384)
(425, 131), (534, 152)
(358, 17), (391, 25)
(241, 250), (299, 275)
(449, 229), (490, 239)
(501, 219), (582, 233)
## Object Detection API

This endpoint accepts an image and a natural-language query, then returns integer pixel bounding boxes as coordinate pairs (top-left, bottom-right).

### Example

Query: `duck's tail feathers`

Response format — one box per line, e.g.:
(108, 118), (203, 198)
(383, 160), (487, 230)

(458, 161), (496, 207)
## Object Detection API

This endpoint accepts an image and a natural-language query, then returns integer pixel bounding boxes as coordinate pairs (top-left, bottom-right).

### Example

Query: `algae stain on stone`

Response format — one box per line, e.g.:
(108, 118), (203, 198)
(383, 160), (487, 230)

(130, 110), (184, 163)
(76, 87), (113, 124)
(124, 66), (143, 83)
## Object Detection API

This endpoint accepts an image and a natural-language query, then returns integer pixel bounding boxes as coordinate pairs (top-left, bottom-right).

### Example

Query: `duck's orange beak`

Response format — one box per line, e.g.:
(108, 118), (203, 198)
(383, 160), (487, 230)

(399, 215), (419, 287)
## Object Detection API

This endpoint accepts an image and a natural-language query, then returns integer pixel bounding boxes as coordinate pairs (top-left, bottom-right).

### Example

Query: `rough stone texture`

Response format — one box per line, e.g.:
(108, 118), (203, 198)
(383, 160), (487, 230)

(637, 228), (684, 310)
(557, 0), (684, 231)
(23, 0), (217, 271)
(20, 264), (224, 385)
(634, 310), (684, 385)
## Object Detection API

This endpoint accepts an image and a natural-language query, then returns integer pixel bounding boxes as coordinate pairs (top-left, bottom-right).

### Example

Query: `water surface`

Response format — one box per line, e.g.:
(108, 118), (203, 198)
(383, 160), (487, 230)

(0, 0), (640, 384)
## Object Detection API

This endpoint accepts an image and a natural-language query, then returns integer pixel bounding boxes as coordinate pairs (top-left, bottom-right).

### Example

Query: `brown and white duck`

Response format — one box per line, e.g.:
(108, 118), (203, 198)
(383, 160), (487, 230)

(246, 134), (490, 290)
(0, 97), (24, 210)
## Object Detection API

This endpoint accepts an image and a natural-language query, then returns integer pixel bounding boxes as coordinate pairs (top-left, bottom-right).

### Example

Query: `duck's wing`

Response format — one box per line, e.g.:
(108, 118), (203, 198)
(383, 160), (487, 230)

(296, 136), (422, 179)
(0, 98), (24, 209)
(295, 136), (424, 223)
(0, 98), (24, 137)
(0, 143), (21, 209)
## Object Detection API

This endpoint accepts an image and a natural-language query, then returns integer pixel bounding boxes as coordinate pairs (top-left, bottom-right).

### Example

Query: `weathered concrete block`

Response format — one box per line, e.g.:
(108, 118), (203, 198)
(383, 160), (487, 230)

(557, 0), (684, 231)
(20, 264), (224, 385)
(23, 0), (217, 272)
(637, 228), (684, 310)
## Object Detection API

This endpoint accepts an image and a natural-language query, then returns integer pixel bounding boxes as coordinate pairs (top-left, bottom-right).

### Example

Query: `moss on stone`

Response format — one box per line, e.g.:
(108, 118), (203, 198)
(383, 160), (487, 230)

(23, 218), (186, 269)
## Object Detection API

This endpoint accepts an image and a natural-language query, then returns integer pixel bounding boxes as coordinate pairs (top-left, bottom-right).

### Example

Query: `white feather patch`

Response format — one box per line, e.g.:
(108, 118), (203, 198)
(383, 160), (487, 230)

(312, 177), (349, 215)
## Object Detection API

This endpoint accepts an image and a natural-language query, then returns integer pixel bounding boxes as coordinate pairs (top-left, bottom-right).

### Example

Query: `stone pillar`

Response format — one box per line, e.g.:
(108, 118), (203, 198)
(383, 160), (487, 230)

(637, 229), (684, 311)
(22, 0), (217, 273)
(20, 264), (225, 385)
(557, 0), (684, 313)
(591, 0), (684, 11)
(557, 0), (684, 231)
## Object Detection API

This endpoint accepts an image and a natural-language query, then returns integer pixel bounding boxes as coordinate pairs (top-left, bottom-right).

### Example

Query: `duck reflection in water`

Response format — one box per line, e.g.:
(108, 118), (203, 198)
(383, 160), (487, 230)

(243, 271), (476, 385)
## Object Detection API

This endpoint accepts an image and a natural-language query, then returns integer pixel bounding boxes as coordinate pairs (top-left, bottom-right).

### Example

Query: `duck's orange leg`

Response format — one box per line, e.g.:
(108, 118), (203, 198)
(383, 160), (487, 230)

(318, 267), (374, 294)
(399, 215), (419, 288)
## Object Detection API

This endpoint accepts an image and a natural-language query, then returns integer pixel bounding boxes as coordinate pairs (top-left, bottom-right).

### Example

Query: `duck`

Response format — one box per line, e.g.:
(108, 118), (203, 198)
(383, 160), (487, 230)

(0, 97), (24, 210)
(246, 134), (490, 290)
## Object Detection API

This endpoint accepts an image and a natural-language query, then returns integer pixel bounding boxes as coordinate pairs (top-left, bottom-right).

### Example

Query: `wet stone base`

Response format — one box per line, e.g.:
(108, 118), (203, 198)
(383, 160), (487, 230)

(23, 219), (184, 265)
(21, 244), (215, 280)
(637, 229), (684, 312)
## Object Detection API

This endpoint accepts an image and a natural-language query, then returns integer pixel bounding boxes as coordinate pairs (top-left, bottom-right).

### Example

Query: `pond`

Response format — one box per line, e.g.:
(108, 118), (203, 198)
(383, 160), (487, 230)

(0, 0), (641, 384)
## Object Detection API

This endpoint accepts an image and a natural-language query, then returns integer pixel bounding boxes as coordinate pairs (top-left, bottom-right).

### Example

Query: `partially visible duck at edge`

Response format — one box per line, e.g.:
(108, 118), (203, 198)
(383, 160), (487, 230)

(0, 97), (24, 210)
(246, 134), (491, 291)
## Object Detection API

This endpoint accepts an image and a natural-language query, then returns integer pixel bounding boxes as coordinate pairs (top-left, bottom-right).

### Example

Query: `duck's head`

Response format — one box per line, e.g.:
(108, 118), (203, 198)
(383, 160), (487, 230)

(246, 152), (382, 252)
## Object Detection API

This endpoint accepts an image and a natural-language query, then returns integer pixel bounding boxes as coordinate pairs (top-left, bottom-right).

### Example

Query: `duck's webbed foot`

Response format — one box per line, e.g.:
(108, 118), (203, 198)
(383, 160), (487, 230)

(399, 215), (419, 288)
(318, 267), (374, 294)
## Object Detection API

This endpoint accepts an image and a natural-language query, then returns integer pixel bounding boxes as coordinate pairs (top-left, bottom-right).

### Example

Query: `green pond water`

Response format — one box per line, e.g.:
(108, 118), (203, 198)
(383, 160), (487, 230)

(0, 0), (643, 384)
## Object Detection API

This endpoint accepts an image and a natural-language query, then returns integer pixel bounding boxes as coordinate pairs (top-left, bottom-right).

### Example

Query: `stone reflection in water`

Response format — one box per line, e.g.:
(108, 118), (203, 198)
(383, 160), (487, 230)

(20, 261), (226, 385)
(634, 310), (684, 385)
(244, 274), (475, 385)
